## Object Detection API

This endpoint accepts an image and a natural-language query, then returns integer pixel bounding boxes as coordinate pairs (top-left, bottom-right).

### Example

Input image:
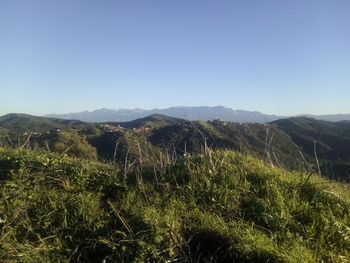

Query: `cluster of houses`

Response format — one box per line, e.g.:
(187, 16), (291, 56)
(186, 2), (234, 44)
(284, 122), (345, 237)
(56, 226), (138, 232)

(99, 124), (122, 133)
(99, 124), (151, 133)
(23, 128), (61, 136)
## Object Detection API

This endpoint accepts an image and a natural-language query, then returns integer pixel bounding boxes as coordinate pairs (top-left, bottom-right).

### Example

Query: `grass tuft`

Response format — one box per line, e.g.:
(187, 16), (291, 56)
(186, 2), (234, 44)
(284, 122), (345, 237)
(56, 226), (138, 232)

(0, 148), (349, 262)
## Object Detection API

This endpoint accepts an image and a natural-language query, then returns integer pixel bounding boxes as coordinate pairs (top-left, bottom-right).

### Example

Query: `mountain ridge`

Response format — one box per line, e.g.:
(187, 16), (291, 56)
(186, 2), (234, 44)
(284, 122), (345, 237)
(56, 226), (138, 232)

(44, 106), (282, 123)
(44, 106), (350, 123)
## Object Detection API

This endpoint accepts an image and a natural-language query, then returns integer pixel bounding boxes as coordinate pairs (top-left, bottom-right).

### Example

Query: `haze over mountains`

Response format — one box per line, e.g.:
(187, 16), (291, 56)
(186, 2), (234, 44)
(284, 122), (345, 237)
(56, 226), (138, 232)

(45, 106), (350, 123)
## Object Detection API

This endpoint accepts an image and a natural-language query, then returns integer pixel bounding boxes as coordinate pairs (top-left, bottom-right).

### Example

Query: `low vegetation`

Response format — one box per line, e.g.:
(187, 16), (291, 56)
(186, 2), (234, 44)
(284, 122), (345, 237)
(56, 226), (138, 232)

(0, 148), (349, 262)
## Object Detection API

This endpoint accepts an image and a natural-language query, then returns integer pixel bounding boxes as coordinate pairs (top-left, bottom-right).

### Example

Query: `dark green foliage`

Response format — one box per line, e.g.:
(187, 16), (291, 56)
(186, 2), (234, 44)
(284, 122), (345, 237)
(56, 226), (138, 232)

(149, 120), (305, 172)
(273, 117), (350, 181)
(106, 114), (187, 129)
(51, 130), (97, 160)
(88, 131), (128, 162)
(0, 128), (9, 148)
(2, 114), (350, 181)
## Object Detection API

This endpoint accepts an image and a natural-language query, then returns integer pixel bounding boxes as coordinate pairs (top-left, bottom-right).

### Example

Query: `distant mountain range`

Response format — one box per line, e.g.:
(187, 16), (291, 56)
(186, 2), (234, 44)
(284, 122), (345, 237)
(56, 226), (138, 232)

(45, 106), (350, 123)
(45, 106), (280, 123)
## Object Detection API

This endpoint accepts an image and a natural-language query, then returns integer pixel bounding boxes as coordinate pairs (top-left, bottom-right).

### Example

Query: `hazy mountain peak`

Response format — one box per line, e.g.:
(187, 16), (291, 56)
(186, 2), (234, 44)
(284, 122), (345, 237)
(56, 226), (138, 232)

(44, 106), (350, 123)
(45, 106), (281, 123)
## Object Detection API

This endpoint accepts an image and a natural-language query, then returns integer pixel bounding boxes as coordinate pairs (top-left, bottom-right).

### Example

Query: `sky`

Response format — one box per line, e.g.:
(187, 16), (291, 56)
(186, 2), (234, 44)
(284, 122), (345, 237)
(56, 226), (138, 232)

(0, 0), (349, 116)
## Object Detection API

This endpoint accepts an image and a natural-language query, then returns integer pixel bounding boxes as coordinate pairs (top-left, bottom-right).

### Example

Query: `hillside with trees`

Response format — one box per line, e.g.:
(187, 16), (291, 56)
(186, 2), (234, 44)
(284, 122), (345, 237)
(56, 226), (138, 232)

(1, 113), (350, 261)
(1, 113), (350, 181)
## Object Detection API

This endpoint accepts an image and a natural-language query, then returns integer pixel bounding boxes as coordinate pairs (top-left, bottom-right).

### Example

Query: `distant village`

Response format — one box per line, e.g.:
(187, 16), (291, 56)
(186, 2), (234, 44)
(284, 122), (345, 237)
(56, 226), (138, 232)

(23, 128), (62, 136)
(99, 124), (151, 133)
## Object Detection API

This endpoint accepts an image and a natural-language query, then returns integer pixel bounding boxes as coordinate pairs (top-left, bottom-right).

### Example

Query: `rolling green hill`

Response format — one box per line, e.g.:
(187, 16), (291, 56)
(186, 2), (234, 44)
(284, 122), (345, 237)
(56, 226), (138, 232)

(272, 118), (350, 180)
(272, 117), (350, 160)
(106, 114), (187, 129)
(149, 120), (304, 168)
(1, 113), (350, 181)
(0, 113), (86, 133)
(0, 148), (349, 262)
(1, 114), (350, 261)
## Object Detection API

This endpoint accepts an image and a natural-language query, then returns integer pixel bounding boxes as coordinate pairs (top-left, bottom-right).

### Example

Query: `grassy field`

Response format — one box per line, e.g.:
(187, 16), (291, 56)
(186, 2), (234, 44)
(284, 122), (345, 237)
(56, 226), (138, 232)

(0, 148), (349, 262)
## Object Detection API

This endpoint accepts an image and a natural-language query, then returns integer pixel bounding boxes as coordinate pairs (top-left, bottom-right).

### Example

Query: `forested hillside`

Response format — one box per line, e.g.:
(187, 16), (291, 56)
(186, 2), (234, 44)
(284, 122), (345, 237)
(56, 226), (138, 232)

(1, 113), (350, 181)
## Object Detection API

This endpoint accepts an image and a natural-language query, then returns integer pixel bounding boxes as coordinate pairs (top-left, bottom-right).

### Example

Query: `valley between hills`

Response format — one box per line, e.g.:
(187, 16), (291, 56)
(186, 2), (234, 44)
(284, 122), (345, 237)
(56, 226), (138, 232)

(1, 113), (350, 181)
(0, 113), (350, 262)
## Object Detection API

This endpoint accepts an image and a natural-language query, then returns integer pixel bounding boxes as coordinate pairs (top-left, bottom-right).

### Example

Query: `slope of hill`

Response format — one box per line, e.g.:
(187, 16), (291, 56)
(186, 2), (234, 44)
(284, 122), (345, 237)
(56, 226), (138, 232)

(149, 120), (304, 170)
(106, 114), (188, 128)
(0, 113), (86, 133)
(0, 148), (349, 262)
(272, 117), (350, 180)
(300, 114), (350, 122)
(93, 116), (350, 180)
(2, 113), (350, 181)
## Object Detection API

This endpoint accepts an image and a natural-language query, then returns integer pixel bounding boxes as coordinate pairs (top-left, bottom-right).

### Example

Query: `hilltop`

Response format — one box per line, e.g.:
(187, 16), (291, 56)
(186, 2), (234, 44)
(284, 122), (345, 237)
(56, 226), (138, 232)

(105, 114), (187, 129)
(0, 113), (86, 133)
(0, 148), (349, 262)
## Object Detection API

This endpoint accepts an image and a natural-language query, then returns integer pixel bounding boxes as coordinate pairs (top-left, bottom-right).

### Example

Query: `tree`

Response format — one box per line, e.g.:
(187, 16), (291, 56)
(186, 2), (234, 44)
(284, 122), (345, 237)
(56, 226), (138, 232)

(52, 130), (97, 160)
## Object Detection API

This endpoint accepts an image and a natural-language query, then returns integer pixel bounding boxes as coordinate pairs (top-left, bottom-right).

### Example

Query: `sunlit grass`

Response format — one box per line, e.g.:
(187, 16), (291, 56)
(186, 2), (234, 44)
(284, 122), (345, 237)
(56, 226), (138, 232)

(0, 148), (349, 262)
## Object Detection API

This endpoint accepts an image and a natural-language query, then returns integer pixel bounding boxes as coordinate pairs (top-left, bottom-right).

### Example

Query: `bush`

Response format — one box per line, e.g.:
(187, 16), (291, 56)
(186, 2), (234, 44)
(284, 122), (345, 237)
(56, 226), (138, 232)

(52, 130), (97, 160)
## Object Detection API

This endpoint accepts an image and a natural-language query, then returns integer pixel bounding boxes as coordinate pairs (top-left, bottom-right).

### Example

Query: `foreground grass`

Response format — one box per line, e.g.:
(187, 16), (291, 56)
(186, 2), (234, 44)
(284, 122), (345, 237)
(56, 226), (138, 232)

(0, 148), (349, 262)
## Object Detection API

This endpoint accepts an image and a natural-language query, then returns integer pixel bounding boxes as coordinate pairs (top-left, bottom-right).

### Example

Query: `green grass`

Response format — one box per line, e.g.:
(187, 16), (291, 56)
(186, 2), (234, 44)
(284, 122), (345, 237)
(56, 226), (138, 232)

(0, 148), (349, 262)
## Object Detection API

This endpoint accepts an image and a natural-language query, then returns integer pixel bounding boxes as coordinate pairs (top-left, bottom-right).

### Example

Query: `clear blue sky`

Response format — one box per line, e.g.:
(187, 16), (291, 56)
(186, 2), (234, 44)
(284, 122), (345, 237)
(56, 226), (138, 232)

(1, 0), (349, 116)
